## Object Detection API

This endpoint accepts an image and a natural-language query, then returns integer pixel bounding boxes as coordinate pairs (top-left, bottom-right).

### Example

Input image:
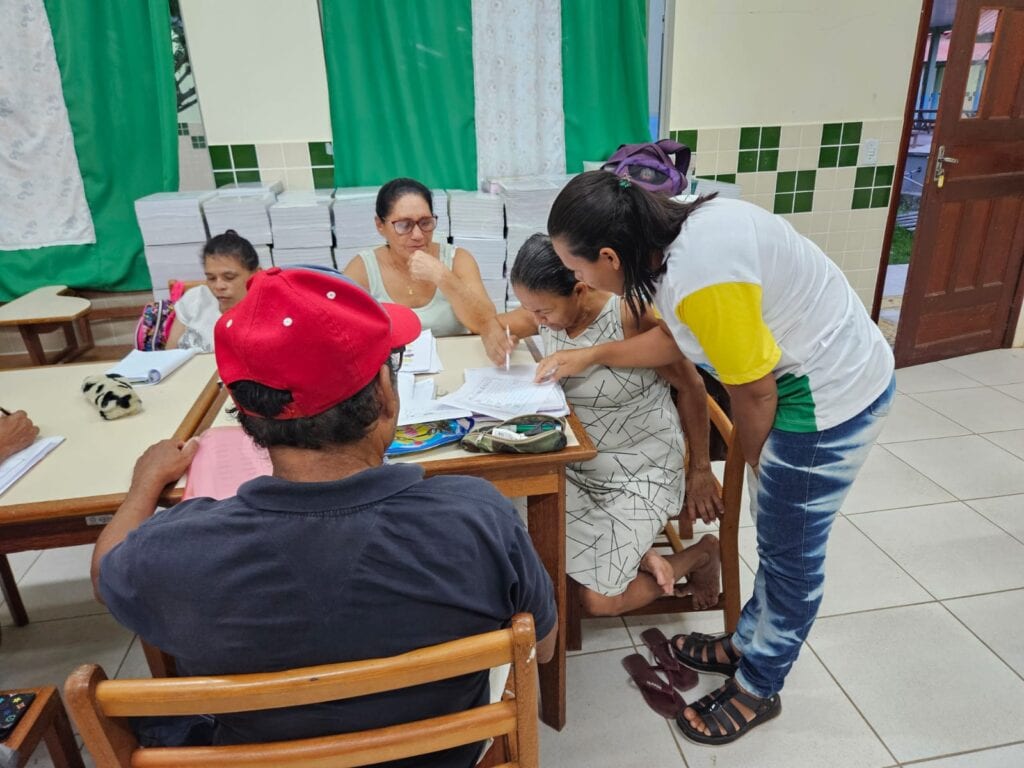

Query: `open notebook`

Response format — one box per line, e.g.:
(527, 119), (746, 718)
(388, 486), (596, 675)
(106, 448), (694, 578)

(0, 435), (65, 497)
(107, 348), (197, 384)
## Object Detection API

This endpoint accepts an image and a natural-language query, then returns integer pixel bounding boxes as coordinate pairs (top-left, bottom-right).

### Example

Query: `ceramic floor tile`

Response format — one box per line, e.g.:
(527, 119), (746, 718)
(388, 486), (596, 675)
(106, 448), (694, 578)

(7, 550), (42, 580)
(966, 494), (1024, 541)
(809, 603), (1024, 763)
(982, 429), (1024, 461)
(944, 589), (1024, 677)
(912, 387), (1024, 434)
(849, 502), (1024, 599)
(115, 634), (152, 679)
(941, 348), (1024, 386)
(0, 613), (134, 691)
(910, 743), (1024, 767)
(841, 444), (954, 514)
(672, 649), (894, 768)
(896, 361), (985, 393)
(740, 518), (931, 616)
(885, 435), (1024, 499)
(995, 382), (1024, 403)
(539, 649), (685, 767)
(568, 616), (634, 656)
(876, 394), (971, 444)
(3, 545), (105, 625)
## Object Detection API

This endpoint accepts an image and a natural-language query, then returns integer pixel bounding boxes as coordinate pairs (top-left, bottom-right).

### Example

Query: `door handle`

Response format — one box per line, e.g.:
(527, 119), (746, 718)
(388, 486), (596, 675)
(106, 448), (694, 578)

(933, 145), (958, 185)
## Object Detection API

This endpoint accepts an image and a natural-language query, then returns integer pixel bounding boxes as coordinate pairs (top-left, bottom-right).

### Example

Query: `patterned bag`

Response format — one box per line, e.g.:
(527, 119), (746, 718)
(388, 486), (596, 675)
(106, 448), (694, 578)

(134, 280), (186, 351)
(601, 139), (691, 195)
(461, 414), (568, 454)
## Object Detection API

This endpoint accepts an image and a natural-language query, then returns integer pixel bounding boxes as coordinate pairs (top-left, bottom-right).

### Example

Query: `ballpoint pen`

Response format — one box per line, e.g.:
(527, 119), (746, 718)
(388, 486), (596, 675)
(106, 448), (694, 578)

(0, 407), (11, 416)
(504, 325), (511, 372)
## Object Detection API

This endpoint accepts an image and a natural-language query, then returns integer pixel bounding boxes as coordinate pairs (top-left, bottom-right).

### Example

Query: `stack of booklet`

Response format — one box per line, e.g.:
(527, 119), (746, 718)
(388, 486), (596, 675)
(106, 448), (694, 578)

(431, 189), (450, 240)
(447, 191), (505, 240)
(134, 191), (214, 301)
(489, 174), (574, 273)
(203, 189), (277, 246)
(269, 190), (335, 268)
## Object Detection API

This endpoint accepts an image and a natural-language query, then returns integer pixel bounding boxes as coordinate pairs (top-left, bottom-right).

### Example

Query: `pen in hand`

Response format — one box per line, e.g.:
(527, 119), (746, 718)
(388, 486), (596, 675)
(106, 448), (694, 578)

(0, 407), (11, 417)
(504, 325), (511, 372)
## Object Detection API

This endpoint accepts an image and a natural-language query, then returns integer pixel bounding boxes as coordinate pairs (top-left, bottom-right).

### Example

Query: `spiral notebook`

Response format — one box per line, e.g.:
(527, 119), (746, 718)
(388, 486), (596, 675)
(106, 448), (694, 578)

(107, 348), (198, 384)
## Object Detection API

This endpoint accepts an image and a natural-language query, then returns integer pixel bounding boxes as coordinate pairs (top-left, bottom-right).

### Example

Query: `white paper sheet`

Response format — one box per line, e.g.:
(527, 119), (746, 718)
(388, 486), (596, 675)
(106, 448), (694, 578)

(107, 348), (198, 384)
(0, 435), (65, 497)
(396, 372), (472, 426)
(440, 364), (568, 420)
(399, 330), (443, 374)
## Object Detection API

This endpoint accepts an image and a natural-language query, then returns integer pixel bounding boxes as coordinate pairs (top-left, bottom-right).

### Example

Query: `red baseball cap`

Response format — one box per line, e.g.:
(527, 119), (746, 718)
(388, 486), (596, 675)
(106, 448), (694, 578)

(215, 266), (421, 419)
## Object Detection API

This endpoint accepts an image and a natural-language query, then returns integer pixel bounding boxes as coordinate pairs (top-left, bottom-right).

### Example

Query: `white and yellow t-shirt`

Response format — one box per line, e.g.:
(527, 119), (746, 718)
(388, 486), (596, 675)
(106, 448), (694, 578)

(654, 197), (894, 432)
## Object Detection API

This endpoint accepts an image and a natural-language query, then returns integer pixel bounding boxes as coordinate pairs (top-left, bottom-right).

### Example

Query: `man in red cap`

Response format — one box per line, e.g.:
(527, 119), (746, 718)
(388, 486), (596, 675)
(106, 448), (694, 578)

(91, 267), (556, 766)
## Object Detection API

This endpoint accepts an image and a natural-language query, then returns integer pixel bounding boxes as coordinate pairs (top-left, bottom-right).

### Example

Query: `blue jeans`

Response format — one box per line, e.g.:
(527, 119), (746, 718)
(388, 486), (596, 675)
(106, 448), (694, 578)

(732, 376), (895, 698)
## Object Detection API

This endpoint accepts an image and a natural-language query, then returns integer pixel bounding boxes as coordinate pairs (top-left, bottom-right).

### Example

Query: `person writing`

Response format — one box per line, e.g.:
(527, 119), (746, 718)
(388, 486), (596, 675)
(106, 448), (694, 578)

(165, 230), (261, 352)
(343, 177), (508, 355)
(536, 171), (895, 745)
(0, 409), (38, 463)
(497, 234), (722, 617)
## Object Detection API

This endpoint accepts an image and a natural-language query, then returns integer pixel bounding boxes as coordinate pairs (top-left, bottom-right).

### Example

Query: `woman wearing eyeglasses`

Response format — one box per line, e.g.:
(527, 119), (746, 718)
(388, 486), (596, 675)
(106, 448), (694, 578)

(344, 177), (507, 353)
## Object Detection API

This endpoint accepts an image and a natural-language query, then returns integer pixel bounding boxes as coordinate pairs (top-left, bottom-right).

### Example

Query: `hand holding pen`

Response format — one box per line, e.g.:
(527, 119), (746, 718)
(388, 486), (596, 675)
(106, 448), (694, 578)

(0, 408), (39, 462)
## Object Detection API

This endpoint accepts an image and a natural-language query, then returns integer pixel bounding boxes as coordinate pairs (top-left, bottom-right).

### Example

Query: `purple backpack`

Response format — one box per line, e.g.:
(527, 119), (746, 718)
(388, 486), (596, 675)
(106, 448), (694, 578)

(601, 139), (692, 195)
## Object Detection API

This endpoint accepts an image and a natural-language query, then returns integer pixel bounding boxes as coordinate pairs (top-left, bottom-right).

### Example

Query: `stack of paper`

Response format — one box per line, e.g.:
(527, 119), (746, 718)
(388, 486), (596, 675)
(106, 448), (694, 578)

(483, 279), (507, 311)
(452, 237), (506, 280)
(134, 191), (214, 245)
(0, 435), (65, 497)
(491, 175), (572, 231)
(254, 244), (273, 269)
(431, 189), (450, 241)
(269, 190), (334, 249)
(333, 245), (373, 272)
(203, 190), (277, 245)
(440, 364), (569, 420)
(144, 243), (206, 301)
(396, 373), (472, 427)
(107, 348), (198, 384)
(333, 187), (382, 248)
(448, 190), (504, 240)
(399, 330), (442, 374)
(271, 247), (335, 268)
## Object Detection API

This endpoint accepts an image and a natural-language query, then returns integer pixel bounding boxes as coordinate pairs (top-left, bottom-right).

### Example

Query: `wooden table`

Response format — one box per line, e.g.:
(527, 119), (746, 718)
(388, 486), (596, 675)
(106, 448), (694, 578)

(0, 286), (94, 366)
(0, 356), (222, 641)
(0, 686), (84, 768)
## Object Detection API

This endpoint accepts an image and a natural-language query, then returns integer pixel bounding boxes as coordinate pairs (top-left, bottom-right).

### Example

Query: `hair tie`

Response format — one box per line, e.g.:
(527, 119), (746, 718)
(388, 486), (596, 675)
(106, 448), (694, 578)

(618, 176), (632, 190)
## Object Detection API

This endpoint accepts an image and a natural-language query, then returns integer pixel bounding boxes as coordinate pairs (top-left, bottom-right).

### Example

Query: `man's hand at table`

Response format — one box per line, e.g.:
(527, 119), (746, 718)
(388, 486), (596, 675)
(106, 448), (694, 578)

(0, 410), (39, 463)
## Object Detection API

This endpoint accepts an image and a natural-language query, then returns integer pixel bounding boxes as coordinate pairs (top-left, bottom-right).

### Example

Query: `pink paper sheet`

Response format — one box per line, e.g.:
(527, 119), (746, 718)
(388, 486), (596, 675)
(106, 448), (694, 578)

(183, 426), (272, 501)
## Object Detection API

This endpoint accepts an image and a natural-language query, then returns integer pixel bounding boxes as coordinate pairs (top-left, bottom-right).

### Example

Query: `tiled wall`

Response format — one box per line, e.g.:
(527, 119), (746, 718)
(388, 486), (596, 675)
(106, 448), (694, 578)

(208, 140), (335, 191)
(669, 119), (903, 308)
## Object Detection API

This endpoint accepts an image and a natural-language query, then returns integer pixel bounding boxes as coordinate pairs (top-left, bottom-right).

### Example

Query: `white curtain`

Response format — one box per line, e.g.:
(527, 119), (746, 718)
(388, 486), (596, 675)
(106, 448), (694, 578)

(471, 0), (566, 184)
(0, 0), (94, 250)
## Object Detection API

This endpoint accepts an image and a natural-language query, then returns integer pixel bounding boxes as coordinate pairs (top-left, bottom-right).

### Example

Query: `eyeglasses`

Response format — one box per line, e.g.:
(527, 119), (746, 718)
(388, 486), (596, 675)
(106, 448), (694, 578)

(388, 216), (438, 236)
(389, 347), (406, 371)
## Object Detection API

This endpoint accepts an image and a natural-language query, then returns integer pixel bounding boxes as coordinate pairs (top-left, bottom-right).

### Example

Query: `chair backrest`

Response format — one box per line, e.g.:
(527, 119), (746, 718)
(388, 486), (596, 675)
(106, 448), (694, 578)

(66, 614), (539, 768)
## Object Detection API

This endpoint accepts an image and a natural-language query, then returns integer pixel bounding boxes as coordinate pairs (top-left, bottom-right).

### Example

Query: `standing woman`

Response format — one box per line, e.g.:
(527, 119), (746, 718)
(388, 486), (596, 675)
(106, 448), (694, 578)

(344, 178), (507, 351)
(536, 171), (895, 745)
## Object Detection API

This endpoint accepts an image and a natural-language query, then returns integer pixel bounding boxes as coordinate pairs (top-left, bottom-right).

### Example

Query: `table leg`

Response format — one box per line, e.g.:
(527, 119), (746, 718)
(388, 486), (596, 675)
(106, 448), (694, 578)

(527, 471), (566, 731)
(75, 315), (95, 355)
(41, 691), (86, 768)
(0, 554), (28, 626)
(17, 326), (47, 366)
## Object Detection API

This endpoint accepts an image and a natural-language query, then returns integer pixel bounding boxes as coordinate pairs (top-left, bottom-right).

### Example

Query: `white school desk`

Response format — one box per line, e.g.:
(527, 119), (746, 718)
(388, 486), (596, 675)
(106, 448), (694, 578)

(208, 336), (596, 730)
(0, 355), (222, 641)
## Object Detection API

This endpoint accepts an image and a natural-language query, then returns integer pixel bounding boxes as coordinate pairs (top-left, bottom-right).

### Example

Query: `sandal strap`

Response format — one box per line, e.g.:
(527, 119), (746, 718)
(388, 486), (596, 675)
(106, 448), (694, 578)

(681, 631), (738, 666)
(635, 666), (674, 697)
(691, 678), (775, 736)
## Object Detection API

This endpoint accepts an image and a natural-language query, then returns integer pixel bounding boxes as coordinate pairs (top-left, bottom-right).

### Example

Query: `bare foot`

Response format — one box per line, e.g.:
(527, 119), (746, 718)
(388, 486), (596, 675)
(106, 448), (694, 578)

(686, 534), (721, 610)
(640, 549), (678, 596)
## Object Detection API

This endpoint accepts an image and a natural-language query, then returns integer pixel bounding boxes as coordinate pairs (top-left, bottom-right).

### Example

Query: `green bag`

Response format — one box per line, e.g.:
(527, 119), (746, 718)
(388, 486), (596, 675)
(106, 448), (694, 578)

(461, 414), (568, 454)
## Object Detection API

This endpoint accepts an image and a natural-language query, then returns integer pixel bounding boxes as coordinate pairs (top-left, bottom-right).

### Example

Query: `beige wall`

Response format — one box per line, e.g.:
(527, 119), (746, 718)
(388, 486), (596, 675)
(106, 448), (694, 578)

(667, 0), (922, 129)
(180, 0), (331, 144)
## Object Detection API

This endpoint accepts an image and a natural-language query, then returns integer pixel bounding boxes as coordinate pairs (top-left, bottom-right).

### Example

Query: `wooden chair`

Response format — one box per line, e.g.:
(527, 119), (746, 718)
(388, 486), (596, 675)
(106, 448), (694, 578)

(566, 396), (744, 650)
(65, 614), (539, 768)
(0, 686), (84, 768)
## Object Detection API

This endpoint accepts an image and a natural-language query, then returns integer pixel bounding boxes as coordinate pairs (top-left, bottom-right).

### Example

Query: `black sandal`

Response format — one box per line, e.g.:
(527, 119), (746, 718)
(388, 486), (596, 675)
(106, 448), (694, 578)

(675, 677), (781, 745)
(670, 631), (741, 676)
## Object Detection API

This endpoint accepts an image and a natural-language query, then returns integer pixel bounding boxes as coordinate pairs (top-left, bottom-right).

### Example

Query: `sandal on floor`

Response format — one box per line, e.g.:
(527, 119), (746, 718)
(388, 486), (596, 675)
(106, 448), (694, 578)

(670, 631), (741, 676)
(639, 628), (698, 691)
(675, 677), (781, 746)
(621, 653), (687, 719)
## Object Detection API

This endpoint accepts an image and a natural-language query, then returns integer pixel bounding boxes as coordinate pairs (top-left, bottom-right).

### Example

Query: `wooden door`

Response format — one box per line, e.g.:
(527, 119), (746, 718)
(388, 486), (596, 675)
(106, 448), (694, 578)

(895, 0), (1024, 366)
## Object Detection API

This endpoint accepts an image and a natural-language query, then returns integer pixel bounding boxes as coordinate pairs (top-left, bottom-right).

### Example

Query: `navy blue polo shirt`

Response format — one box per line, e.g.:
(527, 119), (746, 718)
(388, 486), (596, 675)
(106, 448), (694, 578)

(99, 463), (555, 767)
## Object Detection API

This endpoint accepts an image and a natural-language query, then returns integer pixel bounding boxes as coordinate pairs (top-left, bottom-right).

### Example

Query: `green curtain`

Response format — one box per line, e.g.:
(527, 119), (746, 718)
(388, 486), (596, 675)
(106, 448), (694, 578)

(561, 0), (650, 172)
(321, 0), (476, 190)
(0, 0), (177, 302)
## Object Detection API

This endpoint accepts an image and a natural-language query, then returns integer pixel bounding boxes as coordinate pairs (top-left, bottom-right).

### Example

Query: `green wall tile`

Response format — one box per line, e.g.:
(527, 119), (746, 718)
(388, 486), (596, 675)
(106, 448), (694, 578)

(838, 145), (859, 167)
(796, 170), (816, 191)
(851, 188), (872, 209)
(312, 167), (336, 188)
(854, 166), (875, 188)
(774, 193), (794, 214)
(717, 173), (736, 183)
(235, 170), (260, 183)
(676, 129), (698, 150)
(821, 123), (842, 146)
(309, 141), (333, 166)
(230, 144), (258, 169)
(793, 191), (814, 213)
(841, 122), (863, 144)
(758, 150), (778, 172)
(739, 127), (760, 150)
(871, 188), (891, 208)
(209, 146), (232, 170)
(760, 126), (781, 149)
(738, 150), (758, 173)
(776, 171), (796, 193)
(818, 146), (839, 168)
(875, 165), (895, 186)
(213, 171), (235, 187)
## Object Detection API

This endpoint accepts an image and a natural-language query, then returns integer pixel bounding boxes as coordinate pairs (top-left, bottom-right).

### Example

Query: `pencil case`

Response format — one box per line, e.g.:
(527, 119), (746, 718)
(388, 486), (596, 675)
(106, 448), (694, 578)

(460, 414), (568, 454)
